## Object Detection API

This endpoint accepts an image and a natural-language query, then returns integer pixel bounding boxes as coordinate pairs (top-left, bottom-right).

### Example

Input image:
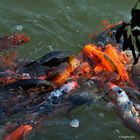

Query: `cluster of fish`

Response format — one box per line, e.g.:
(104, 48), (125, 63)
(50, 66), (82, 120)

(0, 23), (140, 140)
(107, 83), (140, 134)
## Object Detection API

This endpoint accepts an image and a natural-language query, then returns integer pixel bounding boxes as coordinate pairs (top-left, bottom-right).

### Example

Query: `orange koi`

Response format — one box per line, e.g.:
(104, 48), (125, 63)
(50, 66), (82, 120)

(83, 44), (117, 72)
(10, 34), (30, 46)
(4, 125), (32, 140)
(84, 44), (130, 81)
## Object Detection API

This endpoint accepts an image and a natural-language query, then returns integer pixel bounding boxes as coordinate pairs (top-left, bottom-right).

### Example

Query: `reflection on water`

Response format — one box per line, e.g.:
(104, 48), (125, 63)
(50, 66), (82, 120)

(0, 0), (139, 140)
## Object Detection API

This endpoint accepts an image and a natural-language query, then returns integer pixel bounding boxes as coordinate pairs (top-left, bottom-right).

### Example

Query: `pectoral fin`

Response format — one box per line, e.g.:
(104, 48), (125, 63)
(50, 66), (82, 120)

(115, 23), (126, 43)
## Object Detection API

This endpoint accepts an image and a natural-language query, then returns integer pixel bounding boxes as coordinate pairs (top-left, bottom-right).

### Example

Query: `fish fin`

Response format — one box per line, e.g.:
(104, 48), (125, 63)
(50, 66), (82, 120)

(127, 36), (139, 65)
(133, 37), (140, 65)
(135, 35), (140, 52)
(115, 23), (127, 43)
(133, 54), (140, 65)
(122, 30), (129, 50)
(24, 61), (36, 67)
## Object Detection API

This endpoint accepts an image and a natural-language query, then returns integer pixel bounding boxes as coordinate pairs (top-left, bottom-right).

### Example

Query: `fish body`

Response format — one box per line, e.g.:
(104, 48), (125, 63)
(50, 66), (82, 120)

(19, 51), (75, 87)
(9, 34), (30, 46)
(4, 125), (32, 140)
(48, 81), (78, 99)
(104, 44), (130, 81)
(91, 21), (122, 47)
(2, 79), (53, 92)
(107, 83), (140, 134)
(84, 44), (130, 81)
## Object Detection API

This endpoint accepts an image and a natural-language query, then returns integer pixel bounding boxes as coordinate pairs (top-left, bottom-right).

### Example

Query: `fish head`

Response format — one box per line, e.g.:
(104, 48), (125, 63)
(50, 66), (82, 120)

(10, 34), (30, 46)
(107, 83), (129, 105)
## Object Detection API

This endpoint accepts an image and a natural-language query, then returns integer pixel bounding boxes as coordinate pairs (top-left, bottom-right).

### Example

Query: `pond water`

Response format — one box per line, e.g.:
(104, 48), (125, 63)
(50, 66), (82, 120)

(0, 0), (139, 140)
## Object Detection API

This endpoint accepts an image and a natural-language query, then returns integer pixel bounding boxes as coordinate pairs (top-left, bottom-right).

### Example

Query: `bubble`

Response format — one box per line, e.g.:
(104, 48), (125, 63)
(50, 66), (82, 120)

(106, 102), (114, 110)
(113, 129), (120, 135)
(12, 25), (23, 34)
(66, 6), (70, 10)
(69, 119), (79, 128)
(98, 113), (104, 118)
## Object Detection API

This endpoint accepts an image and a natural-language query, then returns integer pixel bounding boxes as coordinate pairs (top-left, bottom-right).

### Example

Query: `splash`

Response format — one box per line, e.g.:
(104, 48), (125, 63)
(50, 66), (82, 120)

(48, 56), (81, 87)
(0, 33), (30, 70)
(83, 44), (117, 72)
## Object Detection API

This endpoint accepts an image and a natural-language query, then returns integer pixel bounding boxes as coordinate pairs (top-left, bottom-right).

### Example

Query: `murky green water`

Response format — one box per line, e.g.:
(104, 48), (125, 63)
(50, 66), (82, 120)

(0, 0), (140, 140)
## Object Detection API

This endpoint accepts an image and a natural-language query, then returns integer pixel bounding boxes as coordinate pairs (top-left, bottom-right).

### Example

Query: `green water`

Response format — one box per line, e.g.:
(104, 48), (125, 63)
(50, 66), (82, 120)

(0, 0), (140, 139)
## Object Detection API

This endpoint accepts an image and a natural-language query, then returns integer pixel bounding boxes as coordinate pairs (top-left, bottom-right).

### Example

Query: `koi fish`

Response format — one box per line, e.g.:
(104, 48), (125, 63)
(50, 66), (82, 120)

(83, 44), (130, 81)
(48, 57), (80, 87)
(0, 34), (30, 50)
(29, 81), (78, 113)
(107, 83), (140, 135)
(4, 125), (32, 140)
(83, 44), (117, 72)
(48, 81), (78, 99)
(104, 44), (130, 81)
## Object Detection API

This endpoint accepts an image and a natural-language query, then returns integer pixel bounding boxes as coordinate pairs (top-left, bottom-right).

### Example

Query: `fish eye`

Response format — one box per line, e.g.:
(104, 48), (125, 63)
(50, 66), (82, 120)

(117, 90), (122, 94)
(8, 36), (14, 40)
